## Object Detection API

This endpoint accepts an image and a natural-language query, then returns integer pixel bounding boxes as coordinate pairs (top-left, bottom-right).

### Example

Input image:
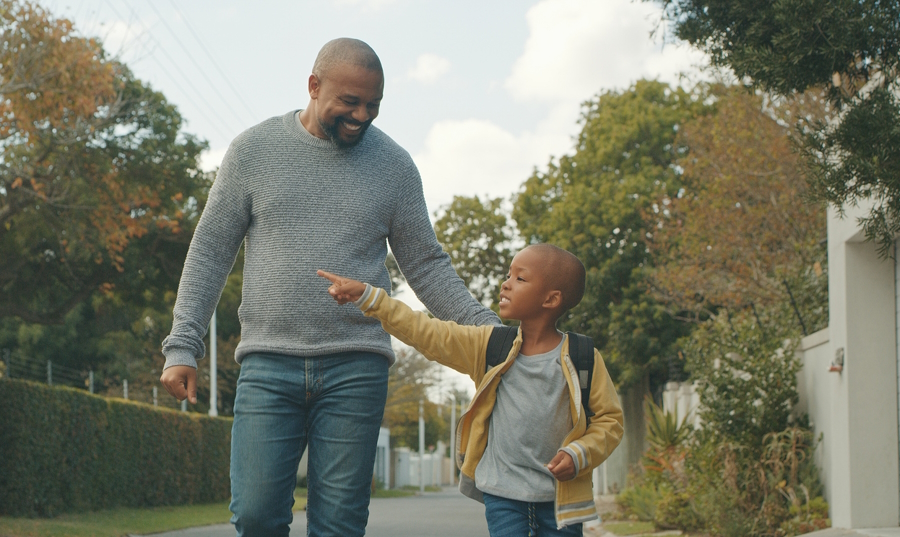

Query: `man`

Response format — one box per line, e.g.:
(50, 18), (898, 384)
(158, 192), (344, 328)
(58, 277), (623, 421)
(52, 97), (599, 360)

(160, 38), (498, 537)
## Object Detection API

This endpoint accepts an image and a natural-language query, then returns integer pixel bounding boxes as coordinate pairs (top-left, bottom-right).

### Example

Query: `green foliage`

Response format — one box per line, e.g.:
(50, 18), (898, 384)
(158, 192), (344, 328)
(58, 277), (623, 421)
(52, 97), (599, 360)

(801, 85), (900, 257)
(0, 1), (215, 414)
(433, 195), (517, 308)
(0, 379), (231, 517)
(513, 80), (708, 390)
(645, 398), (692, 453)
(652, 0), (900, 255)
(618, 300), (828, 535)
(656, 0), (900, 99)
(683, 308), (802, 453)
(654, 489), (703, 532)
(616, 481), (663, 522)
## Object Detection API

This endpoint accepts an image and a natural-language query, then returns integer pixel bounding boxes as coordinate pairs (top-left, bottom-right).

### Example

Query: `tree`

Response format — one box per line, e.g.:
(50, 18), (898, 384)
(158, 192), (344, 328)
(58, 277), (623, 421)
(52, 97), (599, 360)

(0, 1), (211, 410)
(513, 80), (707, 390)
(433, 195), (517, 308)
(652, 0), (900, 255)
(0, 0), (208, 324)
(382, 346), (447, 449)
(650, 86), (828, 334)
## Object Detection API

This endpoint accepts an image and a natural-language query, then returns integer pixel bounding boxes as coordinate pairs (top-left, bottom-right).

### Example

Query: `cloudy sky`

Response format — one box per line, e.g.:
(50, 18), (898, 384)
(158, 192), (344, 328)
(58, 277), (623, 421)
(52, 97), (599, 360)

(42, 0), (706, 393)
(44, 0), (705, 212)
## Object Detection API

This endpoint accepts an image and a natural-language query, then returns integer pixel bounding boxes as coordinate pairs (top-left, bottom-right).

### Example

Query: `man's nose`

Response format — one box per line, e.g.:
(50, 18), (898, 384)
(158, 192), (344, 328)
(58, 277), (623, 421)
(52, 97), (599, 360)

(351, 105), (371, 123)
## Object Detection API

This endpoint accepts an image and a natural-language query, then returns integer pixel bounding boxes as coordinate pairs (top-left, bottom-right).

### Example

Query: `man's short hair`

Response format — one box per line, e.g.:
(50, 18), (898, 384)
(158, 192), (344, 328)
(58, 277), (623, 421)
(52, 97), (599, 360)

(312, 38), (383, 79)
(527, 244), (586, 313)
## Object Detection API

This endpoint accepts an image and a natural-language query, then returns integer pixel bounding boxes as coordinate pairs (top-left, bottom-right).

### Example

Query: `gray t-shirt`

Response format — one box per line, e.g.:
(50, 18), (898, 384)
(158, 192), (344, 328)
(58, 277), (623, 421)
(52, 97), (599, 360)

(475, 336), (573, 502)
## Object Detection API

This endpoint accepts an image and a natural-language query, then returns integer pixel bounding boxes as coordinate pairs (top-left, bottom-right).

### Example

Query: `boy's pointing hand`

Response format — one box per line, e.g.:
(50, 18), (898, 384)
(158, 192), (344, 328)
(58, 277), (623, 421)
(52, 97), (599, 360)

(317, 270), (367, 305)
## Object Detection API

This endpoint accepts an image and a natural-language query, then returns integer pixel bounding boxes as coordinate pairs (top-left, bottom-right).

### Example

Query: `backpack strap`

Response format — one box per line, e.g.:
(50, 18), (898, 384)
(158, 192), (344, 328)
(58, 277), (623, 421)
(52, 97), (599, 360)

(567, 332), (595, 418)
(485, 325), (519, 369)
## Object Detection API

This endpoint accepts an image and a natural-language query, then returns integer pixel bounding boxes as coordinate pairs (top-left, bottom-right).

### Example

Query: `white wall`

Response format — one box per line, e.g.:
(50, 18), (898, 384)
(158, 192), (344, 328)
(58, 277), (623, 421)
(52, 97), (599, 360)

(814, 204), (900, 528)
(795, 329), (834, 503)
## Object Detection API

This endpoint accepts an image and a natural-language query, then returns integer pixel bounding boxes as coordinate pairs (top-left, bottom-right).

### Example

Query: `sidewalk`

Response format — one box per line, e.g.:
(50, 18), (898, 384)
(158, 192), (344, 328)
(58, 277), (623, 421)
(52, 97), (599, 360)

(803, 529), (900, 537)
(585, 495), (900, 537)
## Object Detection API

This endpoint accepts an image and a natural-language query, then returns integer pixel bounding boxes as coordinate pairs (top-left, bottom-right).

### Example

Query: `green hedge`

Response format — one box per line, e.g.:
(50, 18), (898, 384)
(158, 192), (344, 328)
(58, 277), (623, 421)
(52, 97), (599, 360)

(0, 379), (232, 517)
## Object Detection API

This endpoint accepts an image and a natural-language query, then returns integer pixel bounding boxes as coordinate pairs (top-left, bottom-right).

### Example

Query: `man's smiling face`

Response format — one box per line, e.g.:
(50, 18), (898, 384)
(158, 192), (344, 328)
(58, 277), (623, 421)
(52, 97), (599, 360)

(308, 63), (383, 148)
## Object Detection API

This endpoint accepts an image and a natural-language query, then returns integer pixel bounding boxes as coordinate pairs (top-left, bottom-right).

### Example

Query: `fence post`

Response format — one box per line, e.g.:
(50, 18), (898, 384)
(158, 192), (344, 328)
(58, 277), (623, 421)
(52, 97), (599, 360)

(89, 370), (94, 394)
(181, 399), (187, 412)
(47, 360), (52, 386)
(123, 379), (128, 400)
(153, 386), (158, 406)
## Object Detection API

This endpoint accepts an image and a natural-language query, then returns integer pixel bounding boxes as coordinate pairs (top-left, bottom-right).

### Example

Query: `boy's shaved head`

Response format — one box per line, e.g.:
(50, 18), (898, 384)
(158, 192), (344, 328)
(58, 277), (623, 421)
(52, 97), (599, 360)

(524, 244), (586, 313)
(312, 38), (383, 79)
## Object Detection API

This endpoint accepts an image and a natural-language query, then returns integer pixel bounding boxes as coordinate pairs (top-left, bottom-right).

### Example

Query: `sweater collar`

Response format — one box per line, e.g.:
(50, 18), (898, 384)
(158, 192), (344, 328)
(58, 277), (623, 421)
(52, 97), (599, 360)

(284, 110), (342, 150)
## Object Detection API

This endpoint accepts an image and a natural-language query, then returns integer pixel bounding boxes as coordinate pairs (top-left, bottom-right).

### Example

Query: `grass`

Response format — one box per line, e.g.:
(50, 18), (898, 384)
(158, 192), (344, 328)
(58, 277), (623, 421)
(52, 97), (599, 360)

(602, 520), (657, 536)
(0, 490), (307, 537)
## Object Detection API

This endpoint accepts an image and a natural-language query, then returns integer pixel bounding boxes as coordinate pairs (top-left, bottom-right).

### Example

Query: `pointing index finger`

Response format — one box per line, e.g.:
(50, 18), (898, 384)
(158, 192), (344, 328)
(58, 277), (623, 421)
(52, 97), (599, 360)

(316, 270), (340, 283)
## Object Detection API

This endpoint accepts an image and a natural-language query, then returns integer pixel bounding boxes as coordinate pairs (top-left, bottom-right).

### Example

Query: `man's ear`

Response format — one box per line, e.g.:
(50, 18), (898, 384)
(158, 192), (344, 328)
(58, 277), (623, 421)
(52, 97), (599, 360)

(543, 290), (562, 310)
(308, 74), (321, 99)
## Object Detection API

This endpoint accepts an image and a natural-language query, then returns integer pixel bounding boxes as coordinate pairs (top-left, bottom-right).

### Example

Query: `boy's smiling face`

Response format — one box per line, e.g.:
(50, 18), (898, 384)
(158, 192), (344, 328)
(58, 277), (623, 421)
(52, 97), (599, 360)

(498, 247), (557, 321)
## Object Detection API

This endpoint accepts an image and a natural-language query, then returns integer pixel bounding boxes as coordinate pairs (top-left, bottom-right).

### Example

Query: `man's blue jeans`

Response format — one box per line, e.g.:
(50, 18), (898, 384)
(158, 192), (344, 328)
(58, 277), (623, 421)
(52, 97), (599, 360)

(229, 351), (389, 537)
(483, 492), (583, 537)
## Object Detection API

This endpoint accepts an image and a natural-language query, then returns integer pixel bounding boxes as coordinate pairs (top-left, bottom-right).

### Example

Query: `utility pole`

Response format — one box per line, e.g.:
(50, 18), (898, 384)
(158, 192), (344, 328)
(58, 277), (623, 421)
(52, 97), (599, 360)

(209, 308), (218, 417)
(449, 395), (457, 485)
(419, 399), (425, 492)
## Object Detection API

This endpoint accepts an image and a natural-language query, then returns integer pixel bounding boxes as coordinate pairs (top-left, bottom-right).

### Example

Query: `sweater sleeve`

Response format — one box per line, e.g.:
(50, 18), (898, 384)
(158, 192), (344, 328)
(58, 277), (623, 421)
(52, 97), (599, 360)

(161, 143), (251, 369)
(387, 162), (500, 328)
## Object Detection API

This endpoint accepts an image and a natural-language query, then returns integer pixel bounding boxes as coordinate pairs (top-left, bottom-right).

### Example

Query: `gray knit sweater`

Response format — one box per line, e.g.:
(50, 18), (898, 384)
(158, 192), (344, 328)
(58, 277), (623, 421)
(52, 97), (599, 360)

(161, 110), (499, 369)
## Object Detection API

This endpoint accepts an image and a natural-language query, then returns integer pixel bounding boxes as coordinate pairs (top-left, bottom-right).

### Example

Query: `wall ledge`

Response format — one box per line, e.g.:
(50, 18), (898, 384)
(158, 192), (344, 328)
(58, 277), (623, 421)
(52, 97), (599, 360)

(800, 328), (830, 351)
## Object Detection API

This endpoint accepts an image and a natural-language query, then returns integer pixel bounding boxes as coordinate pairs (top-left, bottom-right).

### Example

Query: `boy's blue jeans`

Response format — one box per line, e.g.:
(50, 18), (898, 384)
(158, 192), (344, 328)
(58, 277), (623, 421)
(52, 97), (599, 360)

(228, 351), (389, 537)
(483, 492), (584, 537)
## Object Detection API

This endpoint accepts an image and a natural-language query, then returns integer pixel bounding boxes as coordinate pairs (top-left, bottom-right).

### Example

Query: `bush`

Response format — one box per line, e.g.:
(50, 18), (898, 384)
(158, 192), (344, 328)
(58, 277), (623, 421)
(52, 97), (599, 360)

(616, 307), (830, 536)
(616, 481), (663, 521)
(0, 379), (232, 517)
(684, 309), (803, 454)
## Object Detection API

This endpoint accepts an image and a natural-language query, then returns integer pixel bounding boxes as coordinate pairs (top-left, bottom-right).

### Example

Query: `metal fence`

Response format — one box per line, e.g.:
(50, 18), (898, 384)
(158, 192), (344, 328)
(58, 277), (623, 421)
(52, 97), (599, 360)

(1, 349), (186, 411)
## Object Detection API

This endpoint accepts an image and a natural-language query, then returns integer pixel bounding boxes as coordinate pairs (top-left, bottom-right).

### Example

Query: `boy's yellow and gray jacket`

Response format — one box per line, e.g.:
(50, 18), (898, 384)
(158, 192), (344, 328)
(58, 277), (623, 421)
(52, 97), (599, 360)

(355, 285), (624, 528)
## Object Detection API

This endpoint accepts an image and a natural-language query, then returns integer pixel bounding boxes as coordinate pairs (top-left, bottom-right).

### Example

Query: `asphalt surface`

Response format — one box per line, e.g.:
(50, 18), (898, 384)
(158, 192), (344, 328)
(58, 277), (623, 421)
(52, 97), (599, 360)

(141, 487), (489, 537)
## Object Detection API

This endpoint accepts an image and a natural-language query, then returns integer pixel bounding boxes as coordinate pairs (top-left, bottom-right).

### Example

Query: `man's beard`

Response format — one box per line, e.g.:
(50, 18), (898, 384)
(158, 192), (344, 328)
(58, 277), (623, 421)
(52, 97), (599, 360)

(318, 115), (372, 148)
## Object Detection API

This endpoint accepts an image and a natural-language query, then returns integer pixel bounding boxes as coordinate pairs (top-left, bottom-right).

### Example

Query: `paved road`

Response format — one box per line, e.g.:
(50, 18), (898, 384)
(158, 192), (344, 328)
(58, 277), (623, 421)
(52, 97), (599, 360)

(143, 487), (489, 537)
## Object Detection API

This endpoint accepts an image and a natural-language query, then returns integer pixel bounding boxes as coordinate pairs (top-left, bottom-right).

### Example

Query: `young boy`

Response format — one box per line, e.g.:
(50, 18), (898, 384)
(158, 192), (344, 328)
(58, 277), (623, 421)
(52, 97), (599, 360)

(318, 244), (623, 536)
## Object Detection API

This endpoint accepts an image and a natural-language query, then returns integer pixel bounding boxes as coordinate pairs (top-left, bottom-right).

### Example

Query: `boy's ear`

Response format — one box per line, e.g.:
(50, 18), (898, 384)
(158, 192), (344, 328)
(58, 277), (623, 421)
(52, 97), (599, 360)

(542, 290), (562, 310)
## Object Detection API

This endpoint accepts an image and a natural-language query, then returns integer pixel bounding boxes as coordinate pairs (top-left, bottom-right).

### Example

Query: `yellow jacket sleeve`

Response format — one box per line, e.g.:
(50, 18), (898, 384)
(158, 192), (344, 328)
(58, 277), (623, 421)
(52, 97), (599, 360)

(357, 285), (494, 380)
(563, 348), (624, 474)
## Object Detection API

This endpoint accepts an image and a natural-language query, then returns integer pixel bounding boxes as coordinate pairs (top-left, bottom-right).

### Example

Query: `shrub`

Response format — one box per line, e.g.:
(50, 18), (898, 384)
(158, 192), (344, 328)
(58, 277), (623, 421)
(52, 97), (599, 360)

(616, 481), (663, 522)
(684, 309), (803, 454)
(0, 379), (232, 517)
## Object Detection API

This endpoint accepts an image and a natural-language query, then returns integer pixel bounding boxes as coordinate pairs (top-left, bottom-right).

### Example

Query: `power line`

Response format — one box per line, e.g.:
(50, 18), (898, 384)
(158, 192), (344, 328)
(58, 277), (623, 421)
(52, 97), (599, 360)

(145, 0), (255, 129)
(166, 0), (258, 125)
(103, 0), (236, 140)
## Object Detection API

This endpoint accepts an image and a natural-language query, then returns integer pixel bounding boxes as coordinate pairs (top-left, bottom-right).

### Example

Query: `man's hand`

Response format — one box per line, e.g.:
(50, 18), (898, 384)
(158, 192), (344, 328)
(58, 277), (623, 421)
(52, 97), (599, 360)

(547, 451), (577, 481)
(317, 270), (367, 304)
(160, 365), (198, 404)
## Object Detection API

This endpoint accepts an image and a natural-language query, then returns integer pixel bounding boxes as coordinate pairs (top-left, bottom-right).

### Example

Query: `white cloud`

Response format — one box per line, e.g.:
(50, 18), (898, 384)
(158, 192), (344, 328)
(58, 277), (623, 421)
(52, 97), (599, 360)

(407, 53), (452, 84)
(331, 0), (400, 10)
(505, 0), (706, 105)
(200, 148), (227, 172)
(413, 119), (540, 213)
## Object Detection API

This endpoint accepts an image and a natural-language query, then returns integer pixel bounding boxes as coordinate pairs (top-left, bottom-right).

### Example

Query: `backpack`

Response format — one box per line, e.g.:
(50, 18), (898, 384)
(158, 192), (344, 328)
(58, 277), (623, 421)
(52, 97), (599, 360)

(484, 325), (596, 418)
